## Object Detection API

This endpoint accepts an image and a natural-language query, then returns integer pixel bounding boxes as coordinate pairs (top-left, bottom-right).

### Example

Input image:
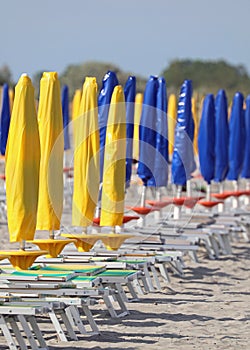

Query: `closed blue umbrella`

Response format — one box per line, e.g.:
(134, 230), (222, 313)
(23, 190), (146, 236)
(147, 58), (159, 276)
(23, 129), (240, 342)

(214, 89), (229, 182)
(227, 92), (245, 181)
(61, 85), (70, 150)
(172, 80), (196, 186)
(147, 77), (168, 187)
(98, 71), (119, 182)
(0, 83), (11, 155)
(137, 75), (158, 187)
(198, 94), (215, 186)
(241, 95), (250, 178)
(124, 76), (136, 187)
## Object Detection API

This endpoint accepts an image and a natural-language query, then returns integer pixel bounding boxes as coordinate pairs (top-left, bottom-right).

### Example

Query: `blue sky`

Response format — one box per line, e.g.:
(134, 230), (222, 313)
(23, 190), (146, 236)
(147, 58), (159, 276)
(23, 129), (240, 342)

(2, 0), (250, 82)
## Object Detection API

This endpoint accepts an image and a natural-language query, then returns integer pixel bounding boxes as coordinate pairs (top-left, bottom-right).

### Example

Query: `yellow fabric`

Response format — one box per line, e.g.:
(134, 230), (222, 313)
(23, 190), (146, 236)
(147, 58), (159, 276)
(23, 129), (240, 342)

(71, 89), (82, 145)
(5, 74), (40, 242)
(72, 77), (100, 227)
(132, 93), (143, 161)
(192, 96), (199, 156)
(100, 85), (126, 227)
(72, 89), (82, 121)
(36, 72), (64, 231)
(167, 94), (177, 155)
(9, 89), (14, 114)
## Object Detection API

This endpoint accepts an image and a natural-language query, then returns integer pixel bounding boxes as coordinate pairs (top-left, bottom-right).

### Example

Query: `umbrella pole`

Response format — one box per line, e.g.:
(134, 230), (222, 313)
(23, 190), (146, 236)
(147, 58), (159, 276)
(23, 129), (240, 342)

(154, 187), (161, 220)
(20, 240), (26, 251)
(186, 180), (192, 214)
(140, 185), (146, 207)
(218, 182), (224, 213)
(49, 230), (55, 239)
(138, 185), (147, 227)
(232, 180), (239, 209)
(206, 184), (211, 201)
(173, 185), (182, 219)
(245, 180), (250, 206)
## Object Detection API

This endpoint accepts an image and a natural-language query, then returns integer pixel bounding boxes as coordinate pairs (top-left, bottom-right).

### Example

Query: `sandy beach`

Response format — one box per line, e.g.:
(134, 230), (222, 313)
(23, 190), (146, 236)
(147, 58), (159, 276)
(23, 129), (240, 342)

(1, 218), (249, 349)
(31, 240), (247, 350)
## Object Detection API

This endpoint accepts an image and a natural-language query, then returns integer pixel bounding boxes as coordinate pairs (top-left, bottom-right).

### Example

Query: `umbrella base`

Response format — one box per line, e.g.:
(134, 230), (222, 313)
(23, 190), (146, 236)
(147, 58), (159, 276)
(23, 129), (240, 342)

(28, 239), (76, 258)
(98, 234), (135, 251)
(0, 250), (48, 270)
(61, 233), (103, 252)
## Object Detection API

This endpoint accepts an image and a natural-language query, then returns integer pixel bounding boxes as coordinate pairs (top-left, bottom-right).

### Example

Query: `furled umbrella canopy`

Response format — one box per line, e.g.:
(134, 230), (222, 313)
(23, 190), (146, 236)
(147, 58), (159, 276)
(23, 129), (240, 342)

(132, 92), (143, 161)
(61, 84), (70, 151)
(214, 89), (229, 182)
(198, 94), (215, 184)
(100, 85), (126, 227)
(36, 72), (64, 231)
(98, 71), (119, 182)
(227, 92), (245, 181)
(241, 95), (250, 178)
(172, 80), (196, 186)
(0, 83), (11, 155)
(147, 77), (168, 187)
(6, 74), (40, 242)
(124, 76), (136, 187)
(167, 94), (177, 156)
(137, 75), (159, 186)
(72, 77), (100, 227)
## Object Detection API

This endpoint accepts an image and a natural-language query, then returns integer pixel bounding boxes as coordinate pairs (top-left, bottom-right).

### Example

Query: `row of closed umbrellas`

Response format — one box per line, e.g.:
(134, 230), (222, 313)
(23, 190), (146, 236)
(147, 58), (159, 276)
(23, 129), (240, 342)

(1, 70), (250, 248)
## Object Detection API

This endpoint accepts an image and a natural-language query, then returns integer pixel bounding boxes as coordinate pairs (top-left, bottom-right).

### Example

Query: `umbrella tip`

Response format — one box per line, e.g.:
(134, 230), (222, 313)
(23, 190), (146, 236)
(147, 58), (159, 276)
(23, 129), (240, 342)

(21, 73), (28, 77)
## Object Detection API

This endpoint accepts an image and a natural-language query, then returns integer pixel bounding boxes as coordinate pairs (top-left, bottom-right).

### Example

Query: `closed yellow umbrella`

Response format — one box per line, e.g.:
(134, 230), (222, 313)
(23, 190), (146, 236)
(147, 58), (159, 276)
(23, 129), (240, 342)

(72, 77), (100, 228)
(36, 72), (64, 232)
(132, 92), (143, 161)
(61, 78), (102, 252)
(6, 74), (40, 242)
(72, 89), (82, 121)
(100, 85), (126, 227)
(167, 93), (177, 156)
(9, 88), (14, 114)
(0, 74), (47, 269)
(192, 96), (199, 156)
(71, 88), (82, 145)
(31, 72), (74, 257)
(99, 85), (134, 250)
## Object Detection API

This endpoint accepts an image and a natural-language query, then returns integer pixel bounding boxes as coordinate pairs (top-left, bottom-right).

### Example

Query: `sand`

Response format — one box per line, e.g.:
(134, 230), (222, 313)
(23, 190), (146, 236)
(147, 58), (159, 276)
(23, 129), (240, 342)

(33, 240), (248, 350)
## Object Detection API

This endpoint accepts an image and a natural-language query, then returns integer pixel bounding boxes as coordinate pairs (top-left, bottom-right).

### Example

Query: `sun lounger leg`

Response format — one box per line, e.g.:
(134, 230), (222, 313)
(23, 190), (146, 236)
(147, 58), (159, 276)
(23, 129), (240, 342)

(48, 311), (68, 342)
(57, 309), (78, 340)
(27, 316), (47, 349)
(65, 305), (88, 335)
(9, 316), (29, 350)
(17, 315), (43, 350)
(142, 266), (155, 292)
(0, 315), (20, 350)
(115, 283), (129, 303)
(149, 265), (162, 290)
(157, 263), (171, 283)
(81, 305), (100, 334)
(210, 236), (220, 258)
(222, 235), (233, 254)
(128, 280), (141, 299)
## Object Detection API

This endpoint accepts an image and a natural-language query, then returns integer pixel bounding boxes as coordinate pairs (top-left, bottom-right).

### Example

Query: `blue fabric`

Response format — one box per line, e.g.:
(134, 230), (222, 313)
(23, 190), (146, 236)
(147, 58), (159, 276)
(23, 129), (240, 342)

(171, 80), (196, 186)
(214, 89), (229, 182)
(61, 85), (70, 150)
(124, 76), (136, 187)
(137, 76), (158, 186)
(0, 84), (11, 155)
(147, 77), (169, 187)
(227, 92), (245, 180)
(98, 71), (119, 182)
(241, 95), (250, 178)
(198, 94), (215, 184)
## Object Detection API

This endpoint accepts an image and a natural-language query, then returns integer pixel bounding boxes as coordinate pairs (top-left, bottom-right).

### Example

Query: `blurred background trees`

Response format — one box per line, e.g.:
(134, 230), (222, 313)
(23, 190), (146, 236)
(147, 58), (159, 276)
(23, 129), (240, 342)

(1, 59), (250, 100)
